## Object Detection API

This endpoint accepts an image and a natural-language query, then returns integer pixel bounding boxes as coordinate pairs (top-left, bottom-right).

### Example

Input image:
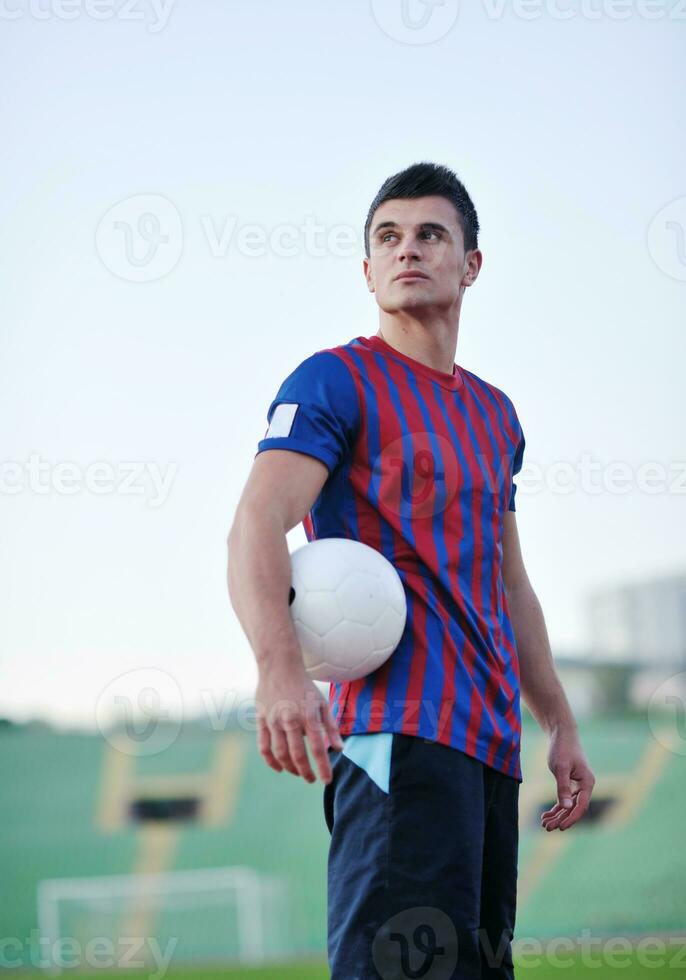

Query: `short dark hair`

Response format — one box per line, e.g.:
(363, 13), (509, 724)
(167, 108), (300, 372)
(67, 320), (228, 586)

(364, 161), (479, 257)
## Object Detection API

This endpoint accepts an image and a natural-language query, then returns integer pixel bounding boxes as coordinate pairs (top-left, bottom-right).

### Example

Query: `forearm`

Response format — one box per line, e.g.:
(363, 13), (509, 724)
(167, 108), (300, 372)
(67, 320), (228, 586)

(506, 582), (577, 737)
(227, 506), (304, 676)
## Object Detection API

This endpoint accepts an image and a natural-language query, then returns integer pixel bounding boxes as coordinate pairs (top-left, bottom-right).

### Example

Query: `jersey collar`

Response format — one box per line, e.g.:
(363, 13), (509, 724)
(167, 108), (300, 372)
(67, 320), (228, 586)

(359, 334), (464, 391)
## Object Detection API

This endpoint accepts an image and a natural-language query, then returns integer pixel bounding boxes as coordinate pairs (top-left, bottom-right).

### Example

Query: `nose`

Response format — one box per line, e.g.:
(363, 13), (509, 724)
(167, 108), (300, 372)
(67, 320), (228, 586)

(397, 233), (423, 264)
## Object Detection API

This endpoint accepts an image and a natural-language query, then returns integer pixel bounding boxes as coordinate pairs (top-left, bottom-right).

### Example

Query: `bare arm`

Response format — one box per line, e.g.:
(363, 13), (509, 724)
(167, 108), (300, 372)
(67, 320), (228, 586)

(502, 511), (595, 830)
(227, 449), (344, 784)
(501, 511), (576, 737)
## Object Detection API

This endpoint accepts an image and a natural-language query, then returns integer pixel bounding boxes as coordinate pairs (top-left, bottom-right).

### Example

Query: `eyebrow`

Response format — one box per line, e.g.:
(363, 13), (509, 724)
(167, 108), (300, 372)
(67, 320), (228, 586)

(372, 220), (451, 237)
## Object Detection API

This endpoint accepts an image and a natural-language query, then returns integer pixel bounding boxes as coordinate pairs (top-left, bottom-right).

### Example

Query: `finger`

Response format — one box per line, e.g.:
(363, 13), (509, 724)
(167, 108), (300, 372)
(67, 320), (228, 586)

(541, 802), (565, 818)
(271, 725), (299, 777)
(545, 808), (576, 831)
(305, 710), (333, 784)
(558, 789), (591, 830)
(543, 814), (565, 831)
(541, 801), (571, 823)
(257, 718), (282, 773)
(542, 796), (573, 815)
(284, 724), (316, 783)
(543, 815), (567, 832)
(543, 793), (581, 831)
(550, 768), (594, 829)
(541, 797), (576, 829)
(321, 701), (344, 752)
(554, 769), (574, 810)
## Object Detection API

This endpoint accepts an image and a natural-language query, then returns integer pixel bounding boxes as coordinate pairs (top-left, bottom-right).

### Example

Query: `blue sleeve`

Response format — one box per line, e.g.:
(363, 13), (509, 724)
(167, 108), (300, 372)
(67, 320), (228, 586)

(508, 431), (525, 511)
(255, 350), (360, 474)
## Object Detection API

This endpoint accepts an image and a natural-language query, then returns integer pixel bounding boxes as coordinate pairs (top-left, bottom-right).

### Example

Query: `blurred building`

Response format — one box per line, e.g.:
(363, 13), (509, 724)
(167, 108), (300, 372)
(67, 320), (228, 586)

(588, 573), (686, 667)
(551, 572), (686, 715)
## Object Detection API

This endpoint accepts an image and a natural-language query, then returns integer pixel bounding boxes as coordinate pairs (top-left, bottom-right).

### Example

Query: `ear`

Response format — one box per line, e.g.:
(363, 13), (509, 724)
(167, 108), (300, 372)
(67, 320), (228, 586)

(461, 248), (483, 288)
(363, 256), (375, 293)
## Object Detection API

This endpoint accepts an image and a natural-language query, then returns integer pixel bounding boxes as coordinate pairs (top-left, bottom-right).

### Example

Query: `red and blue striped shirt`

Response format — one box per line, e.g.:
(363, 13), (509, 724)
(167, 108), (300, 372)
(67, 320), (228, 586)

(256, 333), (525, 782)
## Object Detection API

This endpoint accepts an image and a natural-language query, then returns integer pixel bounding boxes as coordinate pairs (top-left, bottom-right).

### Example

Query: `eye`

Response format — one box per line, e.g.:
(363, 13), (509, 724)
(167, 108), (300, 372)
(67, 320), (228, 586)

(381, 232), (397, 243)
(420, 229), (441, 241)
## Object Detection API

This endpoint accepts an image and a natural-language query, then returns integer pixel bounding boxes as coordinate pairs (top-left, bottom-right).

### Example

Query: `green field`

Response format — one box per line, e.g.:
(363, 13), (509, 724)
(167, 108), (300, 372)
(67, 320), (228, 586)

(15, 952), (686, 979)
(2, 714), (683, 973)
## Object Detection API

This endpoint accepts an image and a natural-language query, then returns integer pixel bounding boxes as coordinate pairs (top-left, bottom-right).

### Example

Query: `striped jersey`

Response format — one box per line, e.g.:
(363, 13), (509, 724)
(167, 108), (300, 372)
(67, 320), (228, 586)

(256, 333), (526, 782)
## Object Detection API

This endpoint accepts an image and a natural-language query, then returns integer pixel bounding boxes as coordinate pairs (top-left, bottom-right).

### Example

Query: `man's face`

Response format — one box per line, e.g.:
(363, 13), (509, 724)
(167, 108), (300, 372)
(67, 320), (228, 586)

(363, 195), (481, 314)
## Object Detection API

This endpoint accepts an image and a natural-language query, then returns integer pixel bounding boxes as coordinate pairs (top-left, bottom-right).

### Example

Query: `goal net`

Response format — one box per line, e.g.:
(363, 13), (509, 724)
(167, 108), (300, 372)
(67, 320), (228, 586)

(36, 866), (291, 973)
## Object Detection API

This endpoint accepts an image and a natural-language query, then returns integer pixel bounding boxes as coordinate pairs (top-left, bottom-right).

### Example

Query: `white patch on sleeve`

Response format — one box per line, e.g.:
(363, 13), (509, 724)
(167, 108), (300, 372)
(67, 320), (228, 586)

(264, 402), (299, 439)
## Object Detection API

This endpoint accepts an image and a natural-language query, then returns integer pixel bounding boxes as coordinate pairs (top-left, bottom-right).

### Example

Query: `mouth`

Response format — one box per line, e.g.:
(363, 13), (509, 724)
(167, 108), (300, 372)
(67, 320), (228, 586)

(394, 271), (429, 282)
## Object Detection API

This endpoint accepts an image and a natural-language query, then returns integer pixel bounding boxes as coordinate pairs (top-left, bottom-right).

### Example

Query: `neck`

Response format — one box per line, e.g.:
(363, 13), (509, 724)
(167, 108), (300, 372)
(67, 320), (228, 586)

(376, 309), (459, 375)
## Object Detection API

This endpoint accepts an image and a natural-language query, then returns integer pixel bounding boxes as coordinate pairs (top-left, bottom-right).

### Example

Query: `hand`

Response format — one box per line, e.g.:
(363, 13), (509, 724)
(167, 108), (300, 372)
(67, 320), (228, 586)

(541, 727), (596, 832)
(255, 668), (344, 784)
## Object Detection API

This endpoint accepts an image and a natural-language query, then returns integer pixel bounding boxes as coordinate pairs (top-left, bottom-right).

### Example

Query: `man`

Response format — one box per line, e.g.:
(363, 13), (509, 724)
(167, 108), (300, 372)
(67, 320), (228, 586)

(227, 162), (595, 979)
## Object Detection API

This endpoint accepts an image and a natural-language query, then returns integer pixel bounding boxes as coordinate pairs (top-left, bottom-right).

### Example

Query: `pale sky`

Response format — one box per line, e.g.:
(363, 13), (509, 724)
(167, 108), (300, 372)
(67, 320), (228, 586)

(1, 1), (684, 730)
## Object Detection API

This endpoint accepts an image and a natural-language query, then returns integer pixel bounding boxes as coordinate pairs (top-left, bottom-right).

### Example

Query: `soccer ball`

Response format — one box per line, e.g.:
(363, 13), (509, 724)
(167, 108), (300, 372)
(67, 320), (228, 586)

(288, 538), (407, 683)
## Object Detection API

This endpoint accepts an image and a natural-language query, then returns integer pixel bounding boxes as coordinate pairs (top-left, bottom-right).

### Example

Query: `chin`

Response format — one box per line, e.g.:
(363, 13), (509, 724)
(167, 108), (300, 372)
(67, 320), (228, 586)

(381, 297), (433, 314)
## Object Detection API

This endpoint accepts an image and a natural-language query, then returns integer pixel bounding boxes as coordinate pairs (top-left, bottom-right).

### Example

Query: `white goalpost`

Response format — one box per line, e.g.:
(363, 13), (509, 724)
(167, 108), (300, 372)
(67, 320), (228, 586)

(36, 865), (290, 974)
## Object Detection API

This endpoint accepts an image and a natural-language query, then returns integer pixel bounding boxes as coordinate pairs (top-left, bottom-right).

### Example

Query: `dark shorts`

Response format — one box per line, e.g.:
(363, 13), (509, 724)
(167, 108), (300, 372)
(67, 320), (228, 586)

(323, 732), (520, 980)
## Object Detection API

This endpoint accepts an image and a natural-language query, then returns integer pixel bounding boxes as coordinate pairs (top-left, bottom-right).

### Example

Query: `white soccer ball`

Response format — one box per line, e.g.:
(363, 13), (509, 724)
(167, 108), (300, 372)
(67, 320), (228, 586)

(288, 538), (407, 683)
